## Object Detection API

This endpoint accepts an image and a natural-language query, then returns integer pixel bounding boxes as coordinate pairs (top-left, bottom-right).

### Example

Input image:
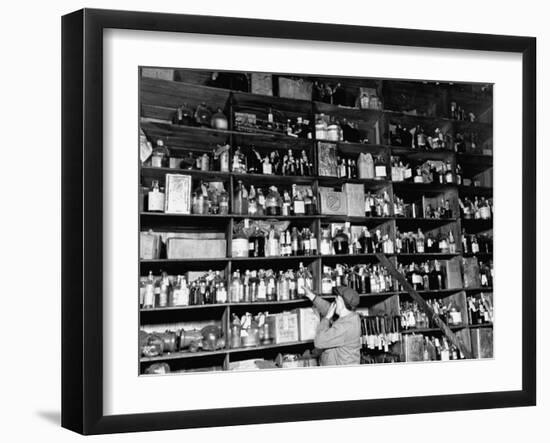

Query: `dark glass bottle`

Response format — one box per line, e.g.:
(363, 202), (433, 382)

(332, 228), (349, 255)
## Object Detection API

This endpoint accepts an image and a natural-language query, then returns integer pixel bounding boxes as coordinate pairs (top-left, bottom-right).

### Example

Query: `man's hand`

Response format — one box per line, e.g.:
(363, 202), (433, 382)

(325, 302), (336, 320)
(304, 286), (317, 301)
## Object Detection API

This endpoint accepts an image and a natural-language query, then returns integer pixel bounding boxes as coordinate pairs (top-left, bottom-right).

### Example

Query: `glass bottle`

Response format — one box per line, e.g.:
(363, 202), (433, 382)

(265, 186), (282, 216)
(151, 139), (169, 168)
(332, 228), (349, 255)
(210, 108), (228, 130)
(143, 271), (155, 309)
(218, 190), (229, 215)
(292, 185), (305, 215)
(147, 180), (165, 212)
(321, 266), (334, 294)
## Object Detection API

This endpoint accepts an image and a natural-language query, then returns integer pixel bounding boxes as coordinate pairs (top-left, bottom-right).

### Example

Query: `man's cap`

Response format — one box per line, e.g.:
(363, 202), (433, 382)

(334, 286), (360, 310)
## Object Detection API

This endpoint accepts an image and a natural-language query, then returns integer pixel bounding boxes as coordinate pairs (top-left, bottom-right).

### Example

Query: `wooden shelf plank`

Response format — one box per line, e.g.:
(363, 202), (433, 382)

(140, 339), (314, 363)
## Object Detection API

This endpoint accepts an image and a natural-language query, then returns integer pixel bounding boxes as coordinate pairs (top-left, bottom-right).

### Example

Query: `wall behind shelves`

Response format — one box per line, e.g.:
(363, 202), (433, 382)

(1, 0), (545, 442)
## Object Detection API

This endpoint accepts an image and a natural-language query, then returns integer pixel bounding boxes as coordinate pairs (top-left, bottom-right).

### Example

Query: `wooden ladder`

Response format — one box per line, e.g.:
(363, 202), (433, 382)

(375, 253), (472, 359)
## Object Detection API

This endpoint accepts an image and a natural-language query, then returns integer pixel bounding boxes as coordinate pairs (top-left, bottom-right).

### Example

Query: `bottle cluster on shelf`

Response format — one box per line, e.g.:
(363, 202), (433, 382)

(228, 264), (313, 303)
(396, 260), (448, 291)
(467, 293), (493, 325)
(231, 146), (314, 176)
(461, 231), (493, 254)
(315, 113), (368, 144)
(459, 196), (493, 220)
(395, 229), (457, 254)
(172, 102), (229, 129)
(140, 270), (228, 309)
(421, 336), (464, 361)
(400, 299), (463, 329)
(232, 221), (318, 258)
(145, 179), (231, 216)
(321, 224), (394, 255)
(389, 125), (452, 151)
(360, 314), (401, 351)
(232, 183), (317, 216)
(391, 157), (457, 185)
(393, 194), (454, 219)
(333, 152), (388, 180)
(321, 264), (396, 295)
(235, 108), (312, 138)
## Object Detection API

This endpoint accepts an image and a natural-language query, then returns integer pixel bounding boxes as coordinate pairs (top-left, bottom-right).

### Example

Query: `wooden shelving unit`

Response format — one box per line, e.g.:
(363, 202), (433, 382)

(139, 71), (493, 372)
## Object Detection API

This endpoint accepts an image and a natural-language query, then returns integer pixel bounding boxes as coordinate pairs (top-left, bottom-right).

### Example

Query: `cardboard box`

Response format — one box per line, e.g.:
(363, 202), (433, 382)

(268, 312), (299, 344)
(462, 257), (481, 288)
(296, 308), (321, 341)
(140, 231), (161, 259)
(343, 183), (365, 217)
(319, 189), (347, 215)
(470, 327), (493, 358)
(251, 73), (273, 96)
(278, 77), (312, 100)
(166, 235), (226, 259)
(400, 334), (425, 362)
(141, 67), (174, 81)
(445, 257), (464, 289)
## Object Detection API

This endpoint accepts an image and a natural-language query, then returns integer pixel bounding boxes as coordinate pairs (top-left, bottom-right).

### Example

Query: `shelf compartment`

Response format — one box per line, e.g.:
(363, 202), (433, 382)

(141, 120), (232, 152)
(461, 218), (493, 234)
(395, 217), (457, 231)
(314, 101), (383, 126)
(141, 77), (231, 117)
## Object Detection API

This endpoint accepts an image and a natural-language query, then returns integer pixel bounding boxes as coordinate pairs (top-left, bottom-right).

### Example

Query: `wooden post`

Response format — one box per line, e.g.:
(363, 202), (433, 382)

(375, 253), (472, 359)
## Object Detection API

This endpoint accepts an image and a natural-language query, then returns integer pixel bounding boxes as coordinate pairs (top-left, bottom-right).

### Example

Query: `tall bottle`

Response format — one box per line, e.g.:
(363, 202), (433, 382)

(158, 271), (171, 308)
(265, 186), (282, 216)
(172, 275), (190, 306)
(292, 185), (305, 215)
(232, 180), (244, 215)
(230, 271), (243, 303)
(143, 271), (156, 309)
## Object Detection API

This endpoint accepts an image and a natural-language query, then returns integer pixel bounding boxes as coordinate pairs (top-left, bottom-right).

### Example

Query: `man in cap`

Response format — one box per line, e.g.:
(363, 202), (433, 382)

(304, 286), (361, 366)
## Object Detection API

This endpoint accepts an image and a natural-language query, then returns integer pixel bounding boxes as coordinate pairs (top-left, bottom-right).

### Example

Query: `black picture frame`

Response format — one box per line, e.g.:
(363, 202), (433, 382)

(62, 8), (536, 435)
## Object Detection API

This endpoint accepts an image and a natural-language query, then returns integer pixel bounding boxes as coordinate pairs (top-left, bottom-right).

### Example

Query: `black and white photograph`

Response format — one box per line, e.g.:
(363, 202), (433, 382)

(138, 68), (494, 375)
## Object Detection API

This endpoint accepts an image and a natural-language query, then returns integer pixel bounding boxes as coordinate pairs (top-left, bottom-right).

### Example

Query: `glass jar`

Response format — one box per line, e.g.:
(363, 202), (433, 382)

(211, 108), (228, 130)
(327, 124), (340, 142)
(151, 139), (169, 168)
(242, 320), (260, 347)
(232, 230), (249, 257)
(359, 93), (370, 109)
(315, 114), (328, 140)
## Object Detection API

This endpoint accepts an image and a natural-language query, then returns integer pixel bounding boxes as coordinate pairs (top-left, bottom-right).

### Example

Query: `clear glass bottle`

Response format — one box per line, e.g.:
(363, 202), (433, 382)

(151, 139), (169, 168)
(147, 180), (165, 212)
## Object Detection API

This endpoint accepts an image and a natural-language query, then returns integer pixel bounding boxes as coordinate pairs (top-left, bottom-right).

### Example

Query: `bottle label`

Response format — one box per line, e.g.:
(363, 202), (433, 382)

(294, 201), (305, 214)
(151, 155), (163, 168)
(375, 166), (387, 177)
